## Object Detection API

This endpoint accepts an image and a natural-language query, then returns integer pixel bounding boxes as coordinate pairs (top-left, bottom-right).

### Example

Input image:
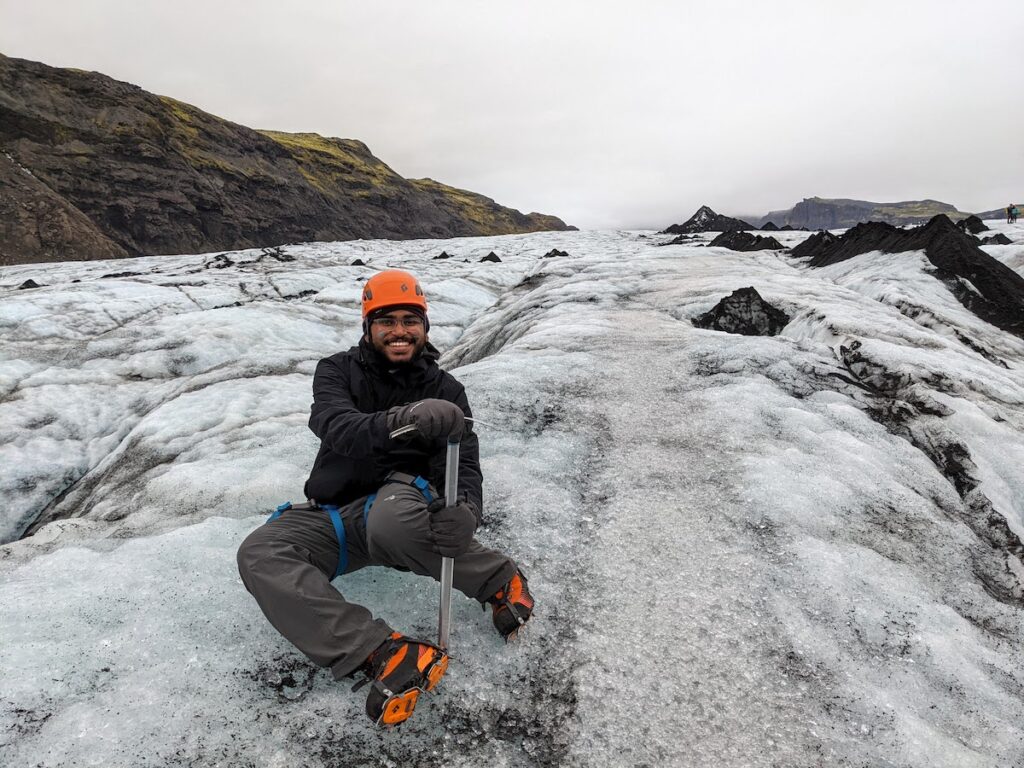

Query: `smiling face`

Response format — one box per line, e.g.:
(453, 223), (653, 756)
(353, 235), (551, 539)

(367, 309), (428, 365)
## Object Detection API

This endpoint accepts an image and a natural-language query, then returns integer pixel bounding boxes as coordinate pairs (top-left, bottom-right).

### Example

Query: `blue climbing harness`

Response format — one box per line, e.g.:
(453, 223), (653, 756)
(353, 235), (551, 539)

(266, 473), (434, 581)
(266, 500), (347, 579)
(360, 472), (436, 526)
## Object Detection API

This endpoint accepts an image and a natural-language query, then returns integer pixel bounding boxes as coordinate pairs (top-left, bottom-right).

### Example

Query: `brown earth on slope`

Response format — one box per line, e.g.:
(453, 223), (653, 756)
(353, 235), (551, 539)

(0, 150), (128, 265)
(0, 54), (573, 265)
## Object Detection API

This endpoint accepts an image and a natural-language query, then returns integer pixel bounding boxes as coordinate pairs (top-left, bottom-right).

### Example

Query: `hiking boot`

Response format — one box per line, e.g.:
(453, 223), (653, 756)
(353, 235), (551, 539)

(489, 569), (534, 642)
(362, 632), (449, 727)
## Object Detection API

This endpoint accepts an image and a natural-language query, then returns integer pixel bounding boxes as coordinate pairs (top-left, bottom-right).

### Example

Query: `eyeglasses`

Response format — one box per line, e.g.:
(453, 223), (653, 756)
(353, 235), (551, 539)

(371, 316), (424, 329)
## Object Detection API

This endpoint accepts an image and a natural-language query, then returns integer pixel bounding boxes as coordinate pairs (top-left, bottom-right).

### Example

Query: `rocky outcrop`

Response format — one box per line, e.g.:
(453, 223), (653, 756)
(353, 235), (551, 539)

(659, 234), (700, 246)
(981, 233), (1013, 245)
(760, 221), (779, 231)
(789, 230), (839, 260)
(794, 215), (1024, 337)
(956, 215), (988, 235)
(693, 287), (790, 336)
(0, 54), (573, 265)
(707, 231), (784, 252)
(661, 205), (752, 235)
(661, 234), (699, 245)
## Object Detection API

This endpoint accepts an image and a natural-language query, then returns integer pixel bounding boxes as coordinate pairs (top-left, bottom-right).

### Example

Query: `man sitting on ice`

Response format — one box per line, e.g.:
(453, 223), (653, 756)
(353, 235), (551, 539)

(237, 269), (533, 726)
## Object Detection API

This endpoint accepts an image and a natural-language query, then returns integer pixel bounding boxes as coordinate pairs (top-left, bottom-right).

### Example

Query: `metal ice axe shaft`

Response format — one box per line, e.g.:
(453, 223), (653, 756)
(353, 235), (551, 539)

(387, 426), (458, 650)
(438, 439), (459, 651)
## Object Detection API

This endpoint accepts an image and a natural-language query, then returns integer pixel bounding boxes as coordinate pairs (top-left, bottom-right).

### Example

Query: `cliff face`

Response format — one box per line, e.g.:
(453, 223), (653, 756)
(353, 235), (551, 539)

(0, 54), (572, 265)
(753, 197), (969, 230)
(0, 150), (129, 264)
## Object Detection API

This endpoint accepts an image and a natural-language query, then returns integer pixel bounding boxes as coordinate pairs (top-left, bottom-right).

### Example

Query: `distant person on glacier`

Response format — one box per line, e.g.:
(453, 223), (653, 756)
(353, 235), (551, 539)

(237, 269), (533, 727)
(1009, 204), (1014, 224)
(1012, 204), (1020, 224)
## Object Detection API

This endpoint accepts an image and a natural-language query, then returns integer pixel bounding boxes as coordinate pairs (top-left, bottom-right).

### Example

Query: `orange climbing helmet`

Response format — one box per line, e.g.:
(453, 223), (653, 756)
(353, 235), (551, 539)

(361, 269), (428, 318)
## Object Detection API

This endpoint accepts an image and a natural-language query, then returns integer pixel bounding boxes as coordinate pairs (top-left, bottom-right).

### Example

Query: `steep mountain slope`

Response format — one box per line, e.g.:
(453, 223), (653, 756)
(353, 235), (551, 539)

(0, 54), (571, 265)
(407, 177), (571, 235)
(661, 204), (753, 234)
(0, 150), (128, 264)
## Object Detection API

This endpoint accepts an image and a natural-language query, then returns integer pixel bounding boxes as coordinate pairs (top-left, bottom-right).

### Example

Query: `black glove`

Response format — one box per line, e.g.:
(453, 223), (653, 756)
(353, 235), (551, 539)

(426, 496), (479, 557)
(386, 399), (465, 440)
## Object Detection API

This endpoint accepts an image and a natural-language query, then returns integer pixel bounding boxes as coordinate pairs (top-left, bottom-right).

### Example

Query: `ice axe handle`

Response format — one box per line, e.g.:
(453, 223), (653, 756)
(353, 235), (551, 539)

(388, 424), (419, 440)
(437, 439), (459, 651)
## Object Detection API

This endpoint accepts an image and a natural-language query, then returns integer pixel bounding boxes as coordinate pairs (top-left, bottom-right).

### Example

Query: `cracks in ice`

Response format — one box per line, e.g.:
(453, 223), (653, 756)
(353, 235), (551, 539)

(23, 435), (180, 536)
(889, 298), (1010, 369)
(688, 328), (1024, 611)
(20, 365), (305, 539)
(442, 268), (595, 369)
(835, 340), (1024, 606)
(442, 273), (553, 369)
(174, 283), (205, 310)
(0, 299), (171, 347)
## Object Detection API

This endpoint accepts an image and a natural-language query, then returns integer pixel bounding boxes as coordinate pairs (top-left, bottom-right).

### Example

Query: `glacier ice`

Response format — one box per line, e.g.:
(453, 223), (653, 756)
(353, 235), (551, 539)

(2, 226), (1024, 766)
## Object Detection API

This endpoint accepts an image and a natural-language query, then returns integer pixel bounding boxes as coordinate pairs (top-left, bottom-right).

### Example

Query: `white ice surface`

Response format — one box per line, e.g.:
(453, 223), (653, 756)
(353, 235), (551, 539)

(2, 227), (1024, 766)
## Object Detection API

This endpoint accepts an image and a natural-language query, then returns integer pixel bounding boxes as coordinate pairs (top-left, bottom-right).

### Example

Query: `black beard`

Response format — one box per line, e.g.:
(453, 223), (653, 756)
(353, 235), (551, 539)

(371, 338), (425, 366)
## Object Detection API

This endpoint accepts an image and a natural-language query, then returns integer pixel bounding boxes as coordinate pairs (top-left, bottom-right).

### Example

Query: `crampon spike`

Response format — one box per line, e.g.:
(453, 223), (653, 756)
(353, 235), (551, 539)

(377, 688), (421, 727)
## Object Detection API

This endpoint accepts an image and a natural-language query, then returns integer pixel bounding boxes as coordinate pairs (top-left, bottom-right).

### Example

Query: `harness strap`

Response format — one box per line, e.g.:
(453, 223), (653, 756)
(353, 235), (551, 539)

(361, 472), (436, 527)
(412, 476), (435, 503)
(266, 500), (320, 523)
(362, 493), (378, 528)
(266, 501), (292, 524)
(384, 471), (436, 503)
(265, 500), (346, 579)
(269, 470), (436, 577)
(324, 505), (347, 579)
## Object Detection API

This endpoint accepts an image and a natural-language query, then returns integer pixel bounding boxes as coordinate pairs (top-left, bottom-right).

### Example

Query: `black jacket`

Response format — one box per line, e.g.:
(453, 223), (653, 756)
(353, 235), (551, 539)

(304, 337), (483, 512)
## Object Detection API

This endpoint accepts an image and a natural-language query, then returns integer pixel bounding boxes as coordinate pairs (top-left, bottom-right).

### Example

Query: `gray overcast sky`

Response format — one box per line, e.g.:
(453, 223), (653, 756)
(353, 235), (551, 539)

(1, 0), (1021, 229)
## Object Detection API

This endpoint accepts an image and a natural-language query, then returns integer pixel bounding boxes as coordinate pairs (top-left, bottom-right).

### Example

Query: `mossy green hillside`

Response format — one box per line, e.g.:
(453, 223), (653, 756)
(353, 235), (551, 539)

(872, 201), (966, 221)
(152, 97), (282, 181)
(409, 177), (562, 235)
(807, 196), (966, 222)
(260, 130), (405, 196)
(410, 178), (500, 229)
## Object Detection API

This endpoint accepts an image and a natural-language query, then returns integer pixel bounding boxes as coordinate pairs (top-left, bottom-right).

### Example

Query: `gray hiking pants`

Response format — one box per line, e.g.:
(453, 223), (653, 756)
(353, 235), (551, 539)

(237, 478), (517, 678)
